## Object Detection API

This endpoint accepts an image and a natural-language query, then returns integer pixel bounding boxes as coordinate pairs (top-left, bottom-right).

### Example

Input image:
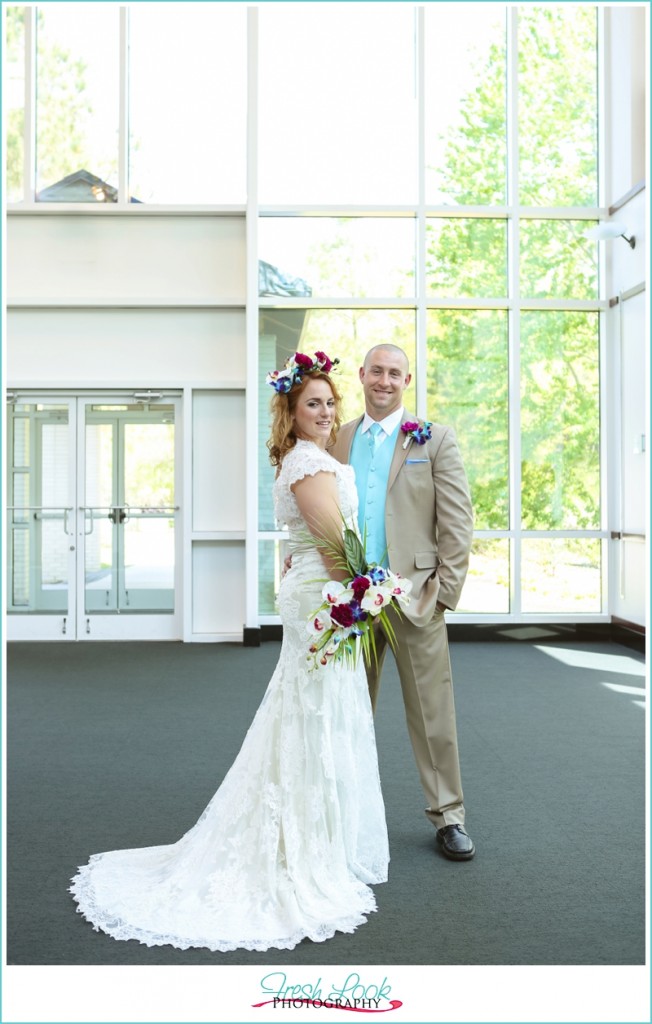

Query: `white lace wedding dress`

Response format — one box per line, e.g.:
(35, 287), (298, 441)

(69, 440), (389, 952)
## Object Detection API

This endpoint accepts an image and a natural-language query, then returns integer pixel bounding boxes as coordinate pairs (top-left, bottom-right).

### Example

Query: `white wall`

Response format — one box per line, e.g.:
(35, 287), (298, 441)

(7, 213), (247, 640)
(7, 214), (246, 302)
(8, 308), (245, 386)
(190, 390), (246, 638)
(605, 7), (648, 628)
(604, 7), (647, 202)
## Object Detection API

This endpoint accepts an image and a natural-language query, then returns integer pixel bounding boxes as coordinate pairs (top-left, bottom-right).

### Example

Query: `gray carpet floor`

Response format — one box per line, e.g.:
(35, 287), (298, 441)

(6, 638), (646, 966)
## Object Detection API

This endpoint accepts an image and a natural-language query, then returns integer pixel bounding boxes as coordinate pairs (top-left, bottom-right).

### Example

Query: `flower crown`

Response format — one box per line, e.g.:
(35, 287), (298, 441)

(266, 351), (339, 394)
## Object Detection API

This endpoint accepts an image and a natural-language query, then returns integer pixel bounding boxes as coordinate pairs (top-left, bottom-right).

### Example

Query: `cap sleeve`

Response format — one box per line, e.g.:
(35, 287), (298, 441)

(280, 444), (337, 490)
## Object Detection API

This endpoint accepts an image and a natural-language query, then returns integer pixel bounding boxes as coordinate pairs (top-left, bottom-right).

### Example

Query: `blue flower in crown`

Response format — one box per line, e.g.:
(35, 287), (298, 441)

(266, 351), (339, 393)
(401, 420), (433, 449)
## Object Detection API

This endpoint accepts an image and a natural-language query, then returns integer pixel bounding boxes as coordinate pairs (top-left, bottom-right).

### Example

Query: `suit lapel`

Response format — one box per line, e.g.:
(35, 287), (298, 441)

(387, 413), (414, 492)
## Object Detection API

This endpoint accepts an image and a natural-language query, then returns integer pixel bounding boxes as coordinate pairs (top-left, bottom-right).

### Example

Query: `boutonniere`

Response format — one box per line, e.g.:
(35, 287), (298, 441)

(401, 420), (433, 449)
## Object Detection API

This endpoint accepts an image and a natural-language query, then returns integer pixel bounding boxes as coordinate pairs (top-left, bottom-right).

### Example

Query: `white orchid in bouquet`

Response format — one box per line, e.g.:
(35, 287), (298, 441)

(306, 525), (412, 670)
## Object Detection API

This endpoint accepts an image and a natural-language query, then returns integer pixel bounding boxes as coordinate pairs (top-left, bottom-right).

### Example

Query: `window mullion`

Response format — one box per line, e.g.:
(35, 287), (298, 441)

(415, 5), (427, 420)
(507, 4), (522, 617)
(246, 5), (260, 630)
(23, 4), (36, 203)
(117, 7), (129, 206)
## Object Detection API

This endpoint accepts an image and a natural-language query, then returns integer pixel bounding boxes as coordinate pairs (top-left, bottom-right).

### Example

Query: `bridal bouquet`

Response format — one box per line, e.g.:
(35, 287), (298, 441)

(306, 526), (412, 670)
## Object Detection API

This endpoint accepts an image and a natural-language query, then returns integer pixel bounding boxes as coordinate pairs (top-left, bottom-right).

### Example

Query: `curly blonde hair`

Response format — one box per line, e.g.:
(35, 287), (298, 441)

(267, 372), (342, 467)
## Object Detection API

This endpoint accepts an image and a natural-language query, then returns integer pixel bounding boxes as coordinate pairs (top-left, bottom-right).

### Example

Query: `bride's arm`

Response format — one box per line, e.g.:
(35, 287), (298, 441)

(292, 471), (348, 582)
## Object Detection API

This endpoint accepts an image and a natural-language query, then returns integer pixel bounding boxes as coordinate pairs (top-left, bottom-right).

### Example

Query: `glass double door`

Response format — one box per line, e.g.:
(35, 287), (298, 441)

(6, 393), (181, 640)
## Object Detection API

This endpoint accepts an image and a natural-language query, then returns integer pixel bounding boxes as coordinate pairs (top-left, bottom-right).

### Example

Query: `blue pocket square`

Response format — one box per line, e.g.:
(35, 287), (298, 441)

(406, 458), (429, 464)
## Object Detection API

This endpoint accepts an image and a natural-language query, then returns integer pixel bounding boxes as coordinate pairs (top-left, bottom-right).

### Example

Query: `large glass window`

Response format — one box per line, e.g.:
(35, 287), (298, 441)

(255, 4), (601, 621)
(6, 4), (604, 623)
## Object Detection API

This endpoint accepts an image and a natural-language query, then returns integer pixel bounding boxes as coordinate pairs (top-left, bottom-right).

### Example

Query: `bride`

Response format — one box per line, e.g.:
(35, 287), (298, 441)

(69, 352), (389, 952)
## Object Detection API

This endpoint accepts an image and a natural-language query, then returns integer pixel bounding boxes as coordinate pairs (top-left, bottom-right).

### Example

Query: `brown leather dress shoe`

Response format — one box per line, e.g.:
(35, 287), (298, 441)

(436, 824), (475, 861)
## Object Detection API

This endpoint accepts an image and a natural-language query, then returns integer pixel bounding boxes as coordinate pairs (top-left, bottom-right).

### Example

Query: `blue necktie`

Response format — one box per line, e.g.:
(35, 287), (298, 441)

(368, 422), (383, 452)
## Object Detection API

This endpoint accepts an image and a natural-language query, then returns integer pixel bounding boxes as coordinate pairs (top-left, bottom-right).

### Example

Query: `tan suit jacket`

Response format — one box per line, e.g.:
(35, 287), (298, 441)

(331, 412), (474, 627)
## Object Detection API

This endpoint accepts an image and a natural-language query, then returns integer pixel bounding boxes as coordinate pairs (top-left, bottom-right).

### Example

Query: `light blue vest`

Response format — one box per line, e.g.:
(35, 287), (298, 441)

(350, 422), (399, 567)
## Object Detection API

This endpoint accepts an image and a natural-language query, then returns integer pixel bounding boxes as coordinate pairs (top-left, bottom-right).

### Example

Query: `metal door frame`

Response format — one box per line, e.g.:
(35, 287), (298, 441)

(6, 390), (183, 641)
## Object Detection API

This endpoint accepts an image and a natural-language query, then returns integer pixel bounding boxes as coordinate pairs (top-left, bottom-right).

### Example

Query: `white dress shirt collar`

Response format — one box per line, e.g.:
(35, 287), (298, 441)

(361, 406), (405, 437)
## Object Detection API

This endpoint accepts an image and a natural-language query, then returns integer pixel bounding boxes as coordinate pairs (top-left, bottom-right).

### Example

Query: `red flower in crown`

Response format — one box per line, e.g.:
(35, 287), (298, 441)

(294, 352), (314, 369)
(315, 350), (333, 373)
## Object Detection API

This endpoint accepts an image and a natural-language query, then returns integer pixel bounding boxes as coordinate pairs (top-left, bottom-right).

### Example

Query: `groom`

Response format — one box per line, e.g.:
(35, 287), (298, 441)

(331, 344), (475, 860)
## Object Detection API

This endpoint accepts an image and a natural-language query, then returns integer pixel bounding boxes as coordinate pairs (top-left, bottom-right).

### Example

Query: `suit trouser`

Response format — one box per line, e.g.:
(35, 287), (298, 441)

(366, 607), (465, 830)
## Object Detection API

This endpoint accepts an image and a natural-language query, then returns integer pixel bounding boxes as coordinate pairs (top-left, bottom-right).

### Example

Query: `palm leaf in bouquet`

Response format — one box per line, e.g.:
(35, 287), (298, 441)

(342, 527), (367, 577)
